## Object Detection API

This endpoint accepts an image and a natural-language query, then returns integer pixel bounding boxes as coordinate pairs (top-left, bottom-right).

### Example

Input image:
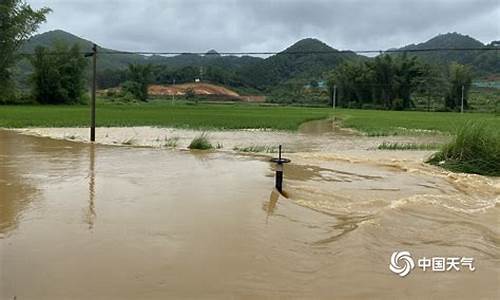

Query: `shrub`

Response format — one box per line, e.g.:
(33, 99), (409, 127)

(427, 122), (500, 176)
(164, 137), (179, 148)
(188, 133), (213, 150)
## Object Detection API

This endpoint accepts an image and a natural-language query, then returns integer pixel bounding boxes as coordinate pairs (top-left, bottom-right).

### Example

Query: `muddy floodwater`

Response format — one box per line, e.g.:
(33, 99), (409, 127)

(0, 129), (499, 299)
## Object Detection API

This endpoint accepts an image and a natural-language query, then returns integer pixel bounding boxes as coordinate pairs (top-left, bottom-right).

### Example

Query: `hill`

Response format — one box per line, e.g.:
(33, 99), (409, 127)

(14, 30), (499, 93)
(18, 31), (363, 90)
(21, 30), (264, 71)
(239, 38), (362, 88)
(147, 52), (262, 70)
(20, 30), (146, 70)
(16, 29), (264, 90)
(400, 32), (484, 50)
(396, 32), (500, 75)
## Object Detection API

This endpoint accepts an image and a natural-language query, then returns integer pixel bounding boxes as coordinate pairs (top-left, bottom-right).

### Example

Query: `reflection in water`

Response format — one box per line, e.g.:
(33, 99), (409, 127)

(1, 130), (89, 237)
(0, 132), (38, 236)
(313, 214), (375, 245)
(263, 189), (280, 221)
(86, 144), (96, 230)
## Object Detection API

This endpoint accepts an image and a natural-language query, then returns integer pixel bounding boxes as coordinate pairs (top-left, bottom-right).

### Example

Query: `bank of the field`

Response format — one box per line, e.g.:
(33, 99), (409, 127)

(0, 102), (498, 133)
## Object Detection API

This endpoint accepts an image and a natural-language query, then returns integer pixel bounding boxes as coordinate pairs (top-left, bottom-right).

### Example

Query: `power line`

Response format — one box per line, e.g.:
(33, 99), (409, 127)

(18, 47), (499, 56)
(99, 47), (499, 56)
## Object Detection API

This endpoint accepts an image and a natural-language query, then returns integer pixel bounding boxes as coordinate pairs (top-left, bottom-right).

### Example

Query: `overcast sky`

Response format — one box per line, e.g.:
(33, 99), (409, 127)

(28, 0), (500, 53)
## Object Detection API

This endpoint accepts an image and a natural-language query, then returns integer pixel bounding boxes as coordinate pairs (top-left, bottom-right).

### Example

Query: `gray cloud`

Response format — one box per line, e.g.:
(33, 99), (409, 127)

(28, 0), (500, 52)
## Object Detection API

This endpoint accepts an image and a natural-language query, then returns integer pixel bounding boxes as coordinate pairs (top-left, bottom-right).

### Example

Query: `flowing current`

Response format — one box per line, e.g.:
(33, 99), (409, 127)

(0, 128), (499, 299)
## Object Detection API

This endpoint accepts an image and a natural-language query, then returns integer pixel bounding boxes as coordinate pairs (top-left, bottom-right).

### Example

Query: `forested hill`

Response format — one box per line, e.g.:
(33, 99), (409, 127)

(238, 38), (362, 88)
(17, 30), (499, 91)
(396, 32), (499, 75)
(20, 30), (146, 70)
(20, 30), (263, 72)
(18, 31), (361, 89)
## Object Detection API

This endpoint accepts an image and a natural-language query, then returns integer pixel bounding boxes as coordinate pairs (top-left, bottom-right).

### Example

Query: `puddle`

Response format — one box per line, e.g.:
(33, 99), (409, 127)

(0, 130), (499, 299)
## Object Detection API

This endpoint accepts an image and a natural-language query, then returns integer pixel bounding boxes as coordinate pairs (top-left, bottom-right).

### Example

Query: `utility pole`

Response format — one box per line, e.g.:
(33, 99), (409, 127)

(172, 78), (176, 105)
(461, 85), (465, 114)
(89, 44), (97, 142)
(426, 82), (431, 112)
(332, 85), (337, 109)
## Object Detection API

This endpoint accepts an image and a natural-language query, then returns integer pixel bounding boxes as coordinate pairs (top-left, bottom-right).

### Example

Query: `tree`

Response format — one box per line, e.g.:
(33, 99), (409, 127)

(392, 54), (425, 109)
(368, 55), (395, 109)
(414, 63), (448, 111)
(123, 64), (152, 101)
(0, 0), (50, 103)
(30, 46), (61, 104)
(445, 63), (472, 110)
(30, 43), (87, 104)
(328, 61), (373, 108)
(328, 54), (428, 110)
(97, 68), (127, 89)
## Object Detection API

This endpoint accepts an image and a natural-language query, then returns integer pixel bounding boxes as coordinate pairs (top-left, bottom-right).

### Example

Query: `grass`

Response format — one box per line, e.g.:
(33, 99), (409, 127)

(164, 137), (179, 148)
(188, 133), (213, 150)
(233, 145), (278, 153)
(0, 102), (329, 131)
(331, 109), (498, 135)
(377, 142), (441, 150)
(427, 122), (500, 176)
(0, 101), (498, 134)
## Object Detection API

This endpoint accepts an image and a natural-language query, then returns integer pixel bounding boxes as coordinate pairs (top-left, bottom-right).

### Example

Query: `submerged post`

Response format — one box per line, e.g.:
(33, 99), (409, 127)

(91, 44), (97, 142)
(270, 145), (291, 193)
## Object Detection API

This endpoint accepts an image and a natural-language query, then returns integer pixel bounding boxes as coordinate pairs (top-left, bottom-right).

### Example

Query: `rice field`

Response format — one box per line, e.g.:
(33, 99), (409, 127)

(0, 102), (498, 134)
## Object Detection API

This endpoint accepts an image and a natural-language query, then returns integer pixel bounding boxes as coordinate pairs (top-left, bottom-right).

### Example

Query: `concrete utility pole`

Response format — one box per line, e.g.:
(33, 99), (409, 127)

(90, 44), (97, 142)
(172, 78), (176, 105)
(461, 85), (465, 114)
(332, 85), (337, 109)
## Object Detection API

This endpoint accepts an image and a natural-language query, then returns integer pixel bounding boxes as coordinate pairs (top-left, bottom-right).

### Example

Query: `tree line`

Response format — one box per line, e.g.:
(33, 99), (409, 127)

(326, 54), (473, 110)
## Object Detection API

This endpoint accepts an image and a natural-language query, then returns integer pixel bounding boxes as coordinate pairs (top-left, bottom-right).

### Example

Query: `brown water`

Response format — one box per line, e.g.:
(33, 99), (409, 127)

(1, 130), (499, 299)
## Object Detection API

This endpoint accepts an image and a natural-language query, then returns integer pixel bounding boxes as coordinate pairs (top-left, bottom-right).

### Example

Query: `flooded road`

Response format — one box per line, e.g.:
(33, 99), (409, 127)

(1, 130), (499, 299)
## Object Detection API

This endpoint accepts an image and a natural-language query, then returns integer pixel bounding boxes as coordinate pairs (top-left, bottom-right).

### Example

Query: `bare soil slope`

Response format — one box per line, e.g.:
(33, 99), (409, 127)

(148, 83), (265, 102)
(149, 83), (239, 97)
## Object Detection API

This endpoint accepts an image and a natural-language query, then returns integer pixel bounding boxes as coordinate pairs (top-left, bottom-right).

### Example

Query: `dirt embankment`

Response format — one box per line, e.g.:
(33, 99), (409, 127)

(149, 83), (266, 102)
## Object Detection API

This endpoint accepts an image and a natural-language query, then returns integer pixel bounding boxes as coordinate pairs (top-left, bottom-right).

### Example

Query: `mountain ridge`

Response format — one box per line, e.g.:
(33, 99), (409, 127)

(17, 30), (500, 89)
(394, 32), (499, 75)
